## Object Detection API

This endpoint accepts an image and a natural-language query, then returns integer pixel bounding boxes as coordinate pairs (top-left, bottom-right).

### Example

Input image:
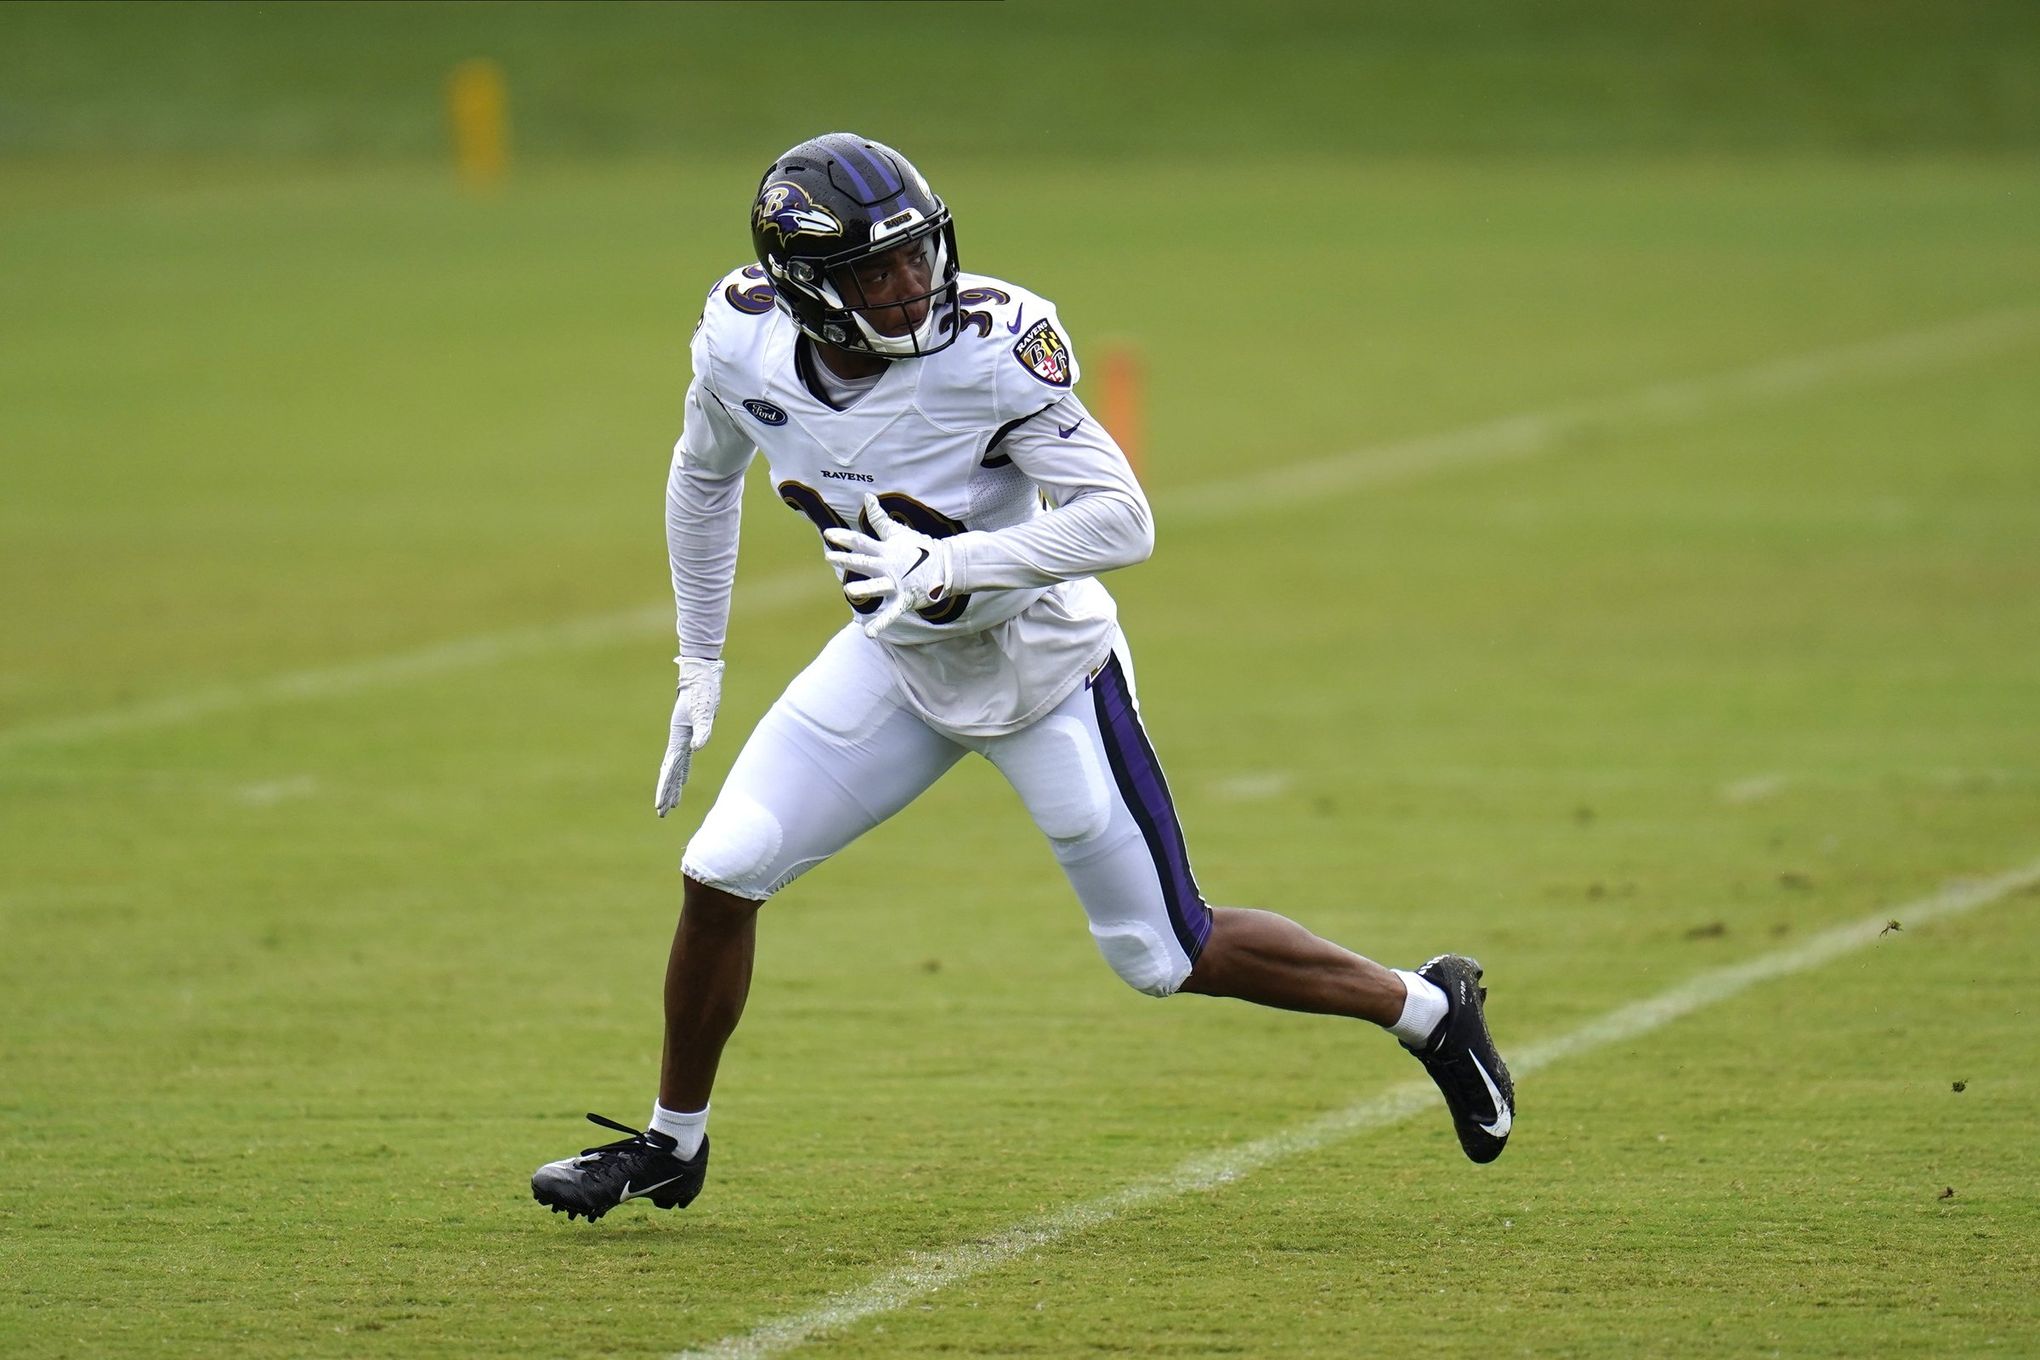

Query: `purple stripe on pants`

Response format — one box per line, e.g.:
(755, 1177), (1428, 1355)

(1091, 656), (1212, 961)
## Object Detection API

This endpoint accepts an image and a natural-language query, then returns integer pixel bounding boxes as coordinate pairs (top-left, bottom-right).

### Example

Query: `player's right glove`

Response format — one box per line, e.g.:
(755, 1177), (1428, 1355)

(654, 656), (724, 817)
(822, 493), (956, 640)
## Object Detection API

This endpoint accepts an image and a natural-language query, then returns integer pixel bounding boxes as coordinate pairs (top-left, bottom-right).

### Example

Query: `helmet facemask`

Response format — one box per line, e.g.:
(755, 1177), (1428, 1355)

(776, 218), (959, 359)
(828, 226), (958, 357)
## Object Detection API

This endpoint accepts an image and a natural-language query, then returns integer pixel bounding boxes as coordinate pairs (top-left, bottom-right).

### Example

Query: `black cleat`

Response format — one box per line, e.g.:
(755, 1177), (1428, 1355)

(1406, 954), (1515, 1164)
(531, 1113), (708, 1222)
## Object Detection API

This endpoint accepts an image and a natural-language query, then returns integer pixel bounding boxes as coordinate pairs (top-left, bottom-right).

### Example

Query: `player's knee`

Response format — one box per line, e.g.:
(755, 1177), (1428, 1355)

(681, 874), (764, 924)
(680, 793), (784, 901)
(1089, 921), (1191, 997)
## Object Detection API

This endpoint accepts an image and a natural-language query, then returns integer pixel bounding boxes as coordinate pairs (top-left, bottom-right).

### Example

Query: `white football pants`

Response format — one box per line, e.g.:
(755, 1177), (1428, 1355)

(681, 623), (1212, 995)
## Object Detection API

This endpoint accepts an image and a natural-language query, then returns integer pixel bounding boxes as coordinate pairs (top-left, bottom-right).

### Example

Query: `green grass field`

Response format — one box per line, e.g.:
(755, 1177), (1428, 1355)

(5, 5), (2040, 1358)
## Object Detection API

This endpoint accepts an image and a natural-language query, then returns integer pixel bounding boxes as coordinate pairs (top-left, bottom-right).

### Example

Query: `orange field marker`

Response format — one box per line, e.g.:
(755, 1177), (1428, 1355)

(1099, 341), (1146, 480)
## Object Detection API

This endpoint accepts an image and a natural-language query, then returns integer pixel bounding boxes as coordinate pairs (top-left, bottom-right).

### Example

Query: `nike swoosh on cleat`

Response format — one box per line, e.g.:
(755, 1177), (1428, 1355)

(619, 1174), (684, 1201)
(1469, 1052), (1512, 1138)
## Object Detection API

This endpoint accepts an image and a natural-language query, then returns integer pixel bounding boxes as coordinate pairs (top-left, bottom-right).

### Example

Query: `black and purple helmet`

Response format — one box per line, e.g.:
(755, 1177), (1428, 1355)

(749, 133), (960, 358)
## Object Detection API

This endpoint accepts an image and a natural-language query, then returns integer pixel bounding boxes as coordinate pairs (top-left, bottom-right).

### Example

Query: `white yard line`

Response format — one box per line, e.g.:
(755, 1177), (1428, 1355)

(1721, 773), (1790, 805)
(233, 774), (318, 806)
(671, 858), (2040, 1360)
(3, 308), (2033, 758)
(1162, 308), (2039, 516)
(1721, 770), (1787, 803)
(0, 583), (795, 757)
(1208, 771), (1294, 801)
(0, 603), (667, 757)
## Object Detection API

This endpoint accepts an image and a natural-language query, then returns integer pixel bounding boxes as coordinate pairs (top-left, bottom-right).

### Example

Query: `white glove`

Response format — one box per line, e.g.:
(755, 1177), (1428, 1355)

(654, 656), (725, 817)
(822, 493), (956, 639)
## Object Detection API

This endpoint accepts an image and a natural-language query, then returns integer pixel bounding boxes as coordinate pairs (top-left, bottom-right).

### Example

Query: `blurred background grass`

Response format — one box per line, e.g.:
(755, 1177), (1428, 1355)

(3, 0), (2037, 163)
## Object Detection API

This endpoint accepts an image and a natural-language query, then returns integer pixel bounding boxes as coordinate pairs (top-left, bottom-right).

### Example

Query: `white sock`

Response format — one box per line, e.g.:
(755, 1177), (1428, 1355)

(649, 1101), (709, 1159)
(1389, 969), (1449, 1047)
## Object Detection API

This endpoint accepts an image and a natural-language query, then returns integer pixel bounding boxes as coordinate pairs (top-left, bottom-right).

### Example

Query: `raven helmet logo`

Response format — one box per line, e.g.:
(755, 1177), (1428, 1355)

(755, 181), (843, 245)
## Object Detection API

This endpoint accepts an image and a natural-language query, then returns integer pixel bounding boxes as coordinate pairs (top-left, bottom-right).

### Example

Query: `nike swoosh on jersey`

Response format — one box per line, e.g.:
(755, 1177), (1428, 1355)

(1007, 307), (1025, 335)
(619, 1174), (684, 1201)
(1469, 1052), (1512, 1138)
(1056, 417), (1085, 438)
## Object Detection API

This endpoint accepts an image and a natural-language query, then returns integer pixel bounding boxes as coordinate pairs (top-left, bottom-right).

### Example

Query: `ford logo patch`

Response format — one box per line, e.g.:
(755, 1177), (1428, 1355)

(741, 398), (788, 426)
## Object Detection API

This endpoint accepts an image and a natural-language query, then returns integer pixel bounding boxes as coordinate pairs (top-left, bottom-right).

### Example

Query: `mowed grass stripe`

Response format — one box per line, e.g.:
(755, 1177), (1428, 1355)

(672, 858), (2040, 1360)
(2, 305), (2031, 759)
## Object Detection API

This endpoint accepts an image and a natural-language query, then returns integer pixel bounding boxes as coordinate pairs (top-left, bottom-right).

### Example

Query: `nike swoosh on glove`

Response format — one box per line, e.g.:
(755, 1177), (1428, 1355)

(655, 656), (725, 817)
(821, 493), (955, 640)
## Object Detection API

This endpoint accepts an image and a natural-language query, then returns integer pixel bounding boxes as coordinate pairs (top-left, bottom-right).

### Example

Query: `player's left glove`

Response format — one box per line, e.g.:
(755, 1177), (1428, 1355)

(654, 656), (724, 818)
(822, 493), (956, 640)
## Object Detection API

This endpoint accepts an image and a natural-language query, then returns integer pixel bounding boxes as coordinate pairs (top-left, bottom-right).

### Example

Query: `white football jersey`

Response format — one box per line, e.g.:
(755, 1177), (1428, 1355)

(673, 266), (1149, 736)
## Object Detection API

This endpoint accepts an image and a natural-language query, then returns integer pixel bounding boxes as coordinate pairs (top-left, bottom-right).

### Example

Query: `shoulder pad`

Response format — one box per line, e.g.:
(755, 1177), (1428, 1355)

(693, 262), (791, 390)
(700, 262), (780, 333)
(949, 273), (1081, 426)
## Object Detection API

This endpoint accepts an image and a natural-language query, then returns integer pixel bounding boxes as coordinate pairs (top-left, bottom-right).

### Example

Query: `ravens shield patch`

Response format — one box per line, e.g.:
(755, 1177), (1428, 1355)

(1012, 318), (1073, 388)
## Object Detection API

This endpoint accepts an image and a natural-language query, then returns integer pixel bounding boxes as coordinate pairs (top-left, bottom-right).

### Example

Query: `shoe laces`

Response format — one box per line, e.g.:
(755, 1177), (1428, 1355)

(575, 1111), (672, 1158)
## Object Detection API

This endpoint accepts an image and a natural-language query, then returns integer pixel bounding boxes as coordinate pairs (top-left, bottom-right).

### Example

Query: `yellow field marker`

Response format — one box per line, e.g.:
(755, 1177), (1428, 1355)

(446, 58), (509, 191)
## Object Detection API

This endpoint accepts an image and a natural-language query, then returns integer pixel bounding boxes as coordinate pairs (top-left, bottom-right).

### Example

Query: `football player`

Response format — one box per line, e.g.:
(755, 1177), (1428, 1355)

(532, 134), (1514, 1221)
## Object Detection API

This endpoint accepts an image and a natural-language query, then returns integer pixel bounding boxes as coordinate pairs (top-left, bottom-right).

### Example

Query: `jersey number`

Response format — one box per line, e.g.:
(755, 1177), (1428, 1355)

(724, 265), (775, 315)
(942, 286), (1008, 340)
(778, 483), (972, 625)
